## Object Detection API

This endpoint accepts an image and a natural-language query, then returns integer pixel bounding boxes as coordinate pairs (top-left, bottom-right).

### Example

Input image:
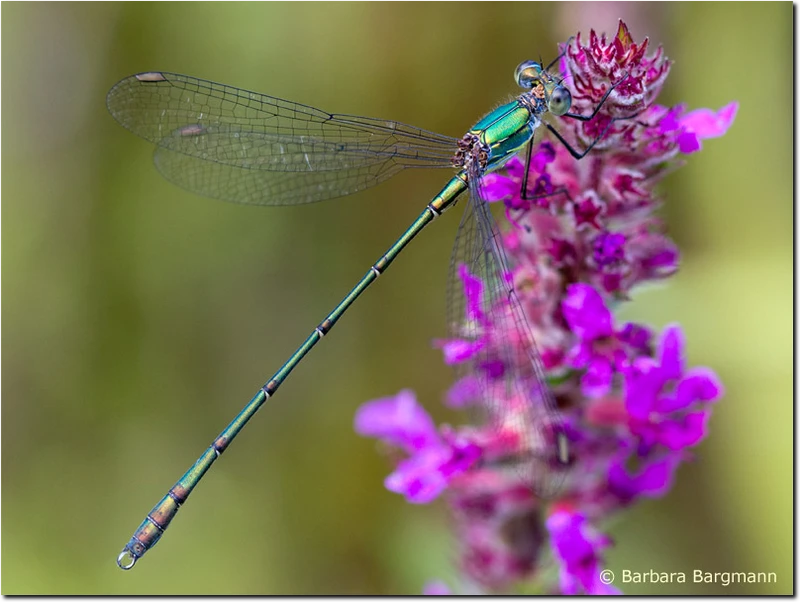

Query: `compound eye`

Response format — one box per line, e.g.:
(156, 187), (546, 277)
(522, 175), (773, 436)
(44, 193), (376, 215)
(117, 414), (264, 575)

(515, 60), (543, 89)
(548, 85), (572, 116)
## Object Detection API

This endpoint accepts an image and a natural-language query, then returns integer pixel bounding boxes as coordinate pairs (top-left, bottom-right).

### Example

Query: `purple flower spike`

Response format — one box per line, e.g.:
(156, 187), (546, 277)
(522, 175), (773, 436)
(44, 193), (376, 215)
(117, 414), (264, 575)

(354, 21), (734, 594)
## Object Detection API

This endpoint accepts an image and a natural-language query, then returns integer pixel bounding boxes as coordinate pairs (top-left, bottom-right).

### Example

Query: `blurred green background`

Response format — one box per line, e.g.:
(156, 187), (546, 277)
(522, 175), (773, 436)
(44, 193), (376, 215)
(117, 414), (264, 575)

(2, 2), (791, 595)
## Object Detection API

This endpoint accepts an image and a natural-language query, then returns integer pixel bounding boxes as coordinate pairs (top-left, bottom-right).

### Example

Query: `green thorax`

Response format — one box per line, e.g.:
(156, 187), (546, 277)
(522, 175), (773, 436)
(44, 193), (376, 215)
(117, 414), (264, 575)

(469, 100), (539, 172)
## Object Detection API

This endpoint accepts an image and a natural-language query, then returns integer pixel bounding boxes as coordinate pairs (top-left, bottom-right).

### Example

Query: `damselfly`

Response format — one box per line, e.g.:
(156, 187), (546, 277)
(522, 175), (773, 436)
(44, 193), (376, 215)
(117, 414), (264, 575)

(107, 45), (628, 570)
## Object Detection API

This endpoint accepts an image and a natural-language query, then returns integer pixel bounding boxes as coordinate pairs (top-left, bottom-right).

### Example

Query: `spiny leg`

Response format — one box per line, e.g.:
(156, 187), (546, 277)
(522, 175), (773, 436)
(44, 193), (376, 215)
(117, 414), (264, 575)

(562, 70), (629, 122)
(545, 119), (615, 160)
(510, 140), (574, 233)
(519, 139), (573, 204)
(547, 72), (640, 161)
(546, 103), (643, 160)
(520, 139), (534, 200)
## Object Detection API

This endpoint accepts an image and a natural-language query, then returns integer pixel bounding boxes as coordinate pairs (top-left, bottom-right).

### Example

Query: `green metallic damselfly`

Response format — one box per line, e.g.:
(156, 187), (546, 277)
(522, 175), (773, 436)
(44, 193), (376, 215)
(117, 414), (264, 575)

(107, 45), (627, 570)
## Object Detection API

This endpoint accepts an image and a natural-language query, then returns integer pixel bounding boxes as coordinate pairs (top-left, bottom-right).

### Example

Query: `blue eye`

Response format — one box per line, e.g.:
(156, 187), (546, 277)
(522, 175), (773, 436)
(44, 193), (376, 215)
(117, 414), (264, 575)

(515, 60), (543, 89)
(548, 86), (572, 116)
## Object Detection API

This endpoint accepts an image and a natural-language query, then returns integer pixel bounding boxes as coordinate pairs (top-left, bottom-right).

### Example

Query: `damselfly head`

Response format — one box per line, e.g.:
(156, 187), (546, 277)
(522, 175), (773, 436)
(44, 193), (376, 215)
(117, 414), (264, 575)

(514, 60), (572, 116)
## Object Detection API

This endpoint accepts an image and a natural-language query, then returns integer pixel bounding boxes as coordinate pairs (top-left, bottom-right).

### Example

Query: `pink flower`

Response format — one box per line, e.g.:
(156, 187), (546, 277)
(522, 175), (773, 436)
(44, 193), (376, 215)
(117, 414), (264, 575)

(547, 510), (620, 595)
(354, 390), (480, 503)
(355, 21), (734, 594)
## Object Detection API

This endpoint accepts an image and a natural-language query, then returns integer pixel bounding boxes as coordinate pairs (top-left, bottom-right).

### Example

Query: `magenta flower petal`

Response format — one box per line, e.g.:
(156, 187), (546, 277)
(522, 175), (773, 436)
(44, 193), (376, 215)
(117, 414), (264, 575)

(572, 192), (605, 230)
(680, 102), (739, 139)
(592, 231), (627, 268)
(479, 358), (505, 379)
(618, 323), (653, 355)
(437, 434), (482, 480)
(385, 436), (480, 504)
(568, 340), (594, 368)
(657, 410), (711, 450)
(458, 264), (485, 323)
(445, 375), (482, 408)
(547, 510), (619, 595)
(437, 338), (486, 365)
(657, 324), (685, 381)
(623, 357), (663, 419)
(481, 173), (519, 203)
(581, 357), (613, 398)
(385, 448), (450, 503)
(354, 389), (440, 453)
(548, 237), (578, 265)
(676, 367), (724, 406)
(653, 393), (682, 414)
(677, 130), (701, 153)
(656, 103), (683, 134)
(635, 235), (680, 278)
(503, 155), (525, 178)
(562, 283), (614, 341)
(531, 141), (556, 171)
(608, 454), (680, 500)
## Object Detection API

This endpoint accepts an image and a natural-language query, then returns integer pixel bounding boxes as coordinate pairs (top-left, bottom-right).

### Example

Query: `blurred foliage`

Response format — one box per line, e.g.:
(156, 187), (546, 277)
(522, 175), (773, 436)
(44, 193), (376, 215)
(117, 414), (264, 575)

(2, 2), (791, 595)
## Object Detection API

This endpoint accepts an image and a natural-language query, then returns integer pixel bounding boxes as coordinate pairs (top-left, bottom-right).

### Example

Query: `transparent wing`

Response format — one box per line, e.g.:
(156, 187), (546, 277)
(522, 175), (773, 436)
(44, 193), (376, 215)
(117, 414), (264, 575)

(153, 140), (403, 206)
(107, 72), (457, 205)
(446, 166), (568, 500)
